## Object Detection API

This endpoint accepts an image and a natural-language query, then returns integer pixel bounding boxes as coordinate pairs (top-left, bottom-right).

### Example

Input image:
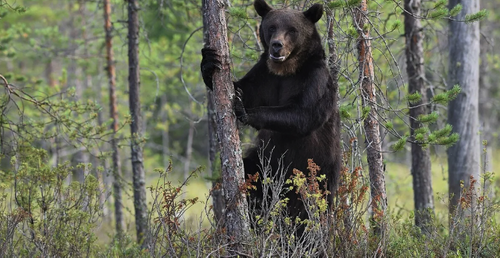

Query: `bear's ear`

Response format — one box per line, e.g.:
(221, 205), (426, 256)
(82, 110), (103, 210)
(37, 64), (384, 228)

(254, 0), (272, 17)
(303, 3), (323, 23)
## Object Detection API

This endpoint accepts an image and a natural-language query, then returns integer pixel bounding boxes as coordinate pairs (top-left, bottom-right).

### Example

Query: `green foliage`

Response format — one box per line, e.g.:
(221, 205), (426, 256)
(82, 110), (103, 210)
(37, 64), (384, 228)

(229, 7), (247, 19)
(0, 144), (102, 257)
(327, 0), (344, 9)
(432, 85), (461, 104)
(362, 106), (371, 120)
(434, 0), (447, 9)
(346, 0), (362, 7)
(340, 105), (352, 120)
(407, 92), (422, 104)
(392, 136), (407, 151)
(429, 8), (448, 19)
(449, 4), (462, 17)
(465, 9), (488, 23)
(418, 112), (438, 124)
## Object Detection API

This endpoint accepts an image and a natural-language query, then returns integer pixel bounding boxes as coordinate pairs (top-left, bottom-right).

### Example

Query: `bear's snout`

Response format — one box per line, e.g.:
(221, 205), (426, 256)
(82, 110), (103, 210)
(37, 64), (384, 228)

(271, 41), (283, 53)
(269, 40), (287, 62)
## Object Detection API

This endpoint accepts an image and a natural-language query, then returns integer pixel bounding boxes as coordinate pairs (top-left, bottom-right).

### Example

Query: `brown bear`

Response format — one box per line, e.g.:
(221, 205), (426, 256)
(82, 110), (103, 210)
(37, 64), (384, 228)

(201, 0), (341, 229)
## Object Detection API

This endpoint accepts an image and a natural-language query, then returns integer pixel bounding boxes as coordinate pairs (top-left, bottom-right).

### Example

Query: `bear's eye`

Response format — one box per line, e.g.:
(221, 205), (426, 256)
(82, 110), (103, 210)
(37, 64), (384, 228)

(268, 26), (276, 33)
(289, 29), (297, 35)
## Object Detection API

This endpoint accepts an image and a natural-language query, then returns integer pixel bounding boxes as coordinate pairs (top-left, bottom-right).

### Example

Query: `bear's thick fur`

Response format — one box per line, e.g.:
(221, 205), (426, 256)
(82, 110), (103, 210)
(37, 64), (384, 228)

(201, 0), (341, 223)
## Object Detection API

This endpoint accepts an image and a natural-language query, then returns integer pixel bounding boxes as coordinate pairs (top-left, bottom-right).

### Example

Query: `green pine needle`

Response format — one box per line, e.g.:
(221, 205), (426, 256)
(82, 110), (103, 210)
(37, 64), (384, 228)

(418, 112), (438, 124)
(328, 0), (344, 9)
(392, 136), (407, 151)
(465, 9), (488, 23)
(434, 0), (447, 9)
(429, 8), (448, 19)
(449, 4), (462, 17)
(407, 92), (422, 104)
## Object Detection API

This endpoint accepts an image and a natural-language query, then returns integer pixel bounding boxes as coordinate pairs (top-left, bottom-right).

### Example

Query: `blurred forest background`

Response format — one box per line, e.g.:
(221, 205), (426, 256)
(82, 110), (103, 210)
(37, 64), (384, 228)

(0, 0), (499, 256)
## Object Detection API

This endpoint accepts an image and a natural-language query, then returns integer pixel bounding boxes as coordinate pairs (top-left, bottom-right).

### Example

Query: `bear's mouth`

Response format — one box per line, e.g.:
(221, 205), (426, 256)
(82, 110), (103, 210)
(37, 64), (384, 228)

(269, 54), (287, 62)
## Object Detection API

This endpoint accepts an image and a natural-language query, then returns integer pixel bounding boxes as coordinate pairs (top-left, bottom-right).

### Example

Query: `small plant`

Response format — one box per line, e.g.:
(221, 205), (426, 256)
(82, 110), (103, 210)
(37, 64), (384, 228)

(0, 143), (103, 257)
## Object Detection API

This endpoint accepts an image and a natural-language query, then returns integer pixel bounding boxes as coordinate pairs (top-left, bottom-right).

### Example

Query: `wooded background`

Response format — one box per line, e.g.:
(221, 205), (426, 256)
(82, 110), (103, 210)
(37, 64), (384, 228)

(0, 0), (499, 256)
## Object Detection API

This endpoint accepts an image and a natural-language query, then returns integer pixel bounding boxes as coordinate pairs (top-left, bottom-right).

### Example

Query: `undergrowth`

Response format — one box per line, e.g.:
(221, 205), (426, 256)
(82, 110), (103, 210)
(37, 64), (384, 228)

(0, 143), (499, 257)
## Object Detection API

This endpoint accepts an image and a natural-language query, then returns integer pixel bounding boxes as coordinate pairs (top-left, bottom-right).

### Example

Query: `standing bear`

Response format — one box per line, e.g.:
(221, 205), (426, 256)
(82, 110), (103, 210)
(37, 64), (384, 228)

(201, 0), (341, 222)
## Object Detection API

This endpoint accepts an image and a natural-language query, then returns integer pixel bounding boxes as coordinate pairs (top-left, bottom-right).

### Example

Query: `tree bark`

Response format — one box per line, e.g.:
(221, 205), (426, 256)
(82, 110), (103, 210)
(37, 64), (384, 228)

(202, 0), (250, 252)
(447, 0), (480, 214)
(354, 0), (387, 235)
(127, 0), (148, 247)
(207, 90), (224, 225)
(404, 0), (434, 233)
(104, 0), (124, 237)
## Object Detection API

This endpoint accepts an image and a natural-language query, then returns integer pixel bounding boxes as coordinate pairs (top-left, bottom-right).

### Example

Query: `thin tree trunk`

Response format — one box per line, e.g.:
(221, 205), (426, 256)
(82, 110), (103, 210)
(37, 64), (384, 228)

(104, 0), (124, 237)
(207, 90), (224, 225)
(479, 24), (492, 198)
(447, 0), (480, 215)
(404, 0), (434, 233)
(160, 94), (169, 169)
(181, 120), (194, 202)
(354, 0), (387, 235)
(127, 0), (148, 247)
(202, 0), (250, 252)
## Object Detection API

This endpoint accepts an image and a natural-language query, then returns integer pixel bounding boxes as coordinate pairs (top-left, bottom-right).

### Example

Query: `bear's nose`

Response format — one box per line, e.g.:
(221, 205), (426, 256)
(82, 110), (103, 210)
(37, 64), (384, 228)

(271, 41), (283, 53)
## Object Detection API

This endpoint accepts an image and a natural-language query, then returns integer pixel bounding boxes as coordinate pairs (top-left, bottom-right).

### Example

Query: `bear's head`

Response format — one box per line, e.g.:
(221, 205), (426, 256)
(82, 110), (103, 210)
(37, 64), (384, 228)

(254, 0), (323, 76)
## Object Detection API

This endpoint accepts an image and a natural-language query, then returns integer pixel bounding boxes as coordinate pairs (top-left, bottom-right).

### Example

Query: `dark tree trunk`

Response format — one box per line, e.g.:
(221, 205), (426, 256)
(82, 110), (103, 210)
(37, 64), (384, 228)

(104, 0), (124, 237)
(127, 0), (148, 247)
(404, 0), (434, 233)
(202, 0), (250, 252)
(354, 0), (387, 235)
(447, 0), (480, 214)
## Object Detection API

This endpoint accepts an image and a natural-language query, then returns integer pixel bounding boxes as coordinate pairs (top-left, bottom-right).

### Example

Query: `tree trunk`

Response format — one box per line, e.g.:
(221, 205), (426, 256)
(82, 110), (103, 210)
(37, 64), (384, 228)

(202, 0), (250, 252)
(104, 0), (124, 237)
(207, 90), (224, 225)
(182, 119), (195, 201)
(160, 94), (170, 169)
(478, 15), (492, 193)
(404, 0), (434, 233)
(447, 0), (480, 214)
(127, 0), (148, 247)
(354, 0), (387, 235)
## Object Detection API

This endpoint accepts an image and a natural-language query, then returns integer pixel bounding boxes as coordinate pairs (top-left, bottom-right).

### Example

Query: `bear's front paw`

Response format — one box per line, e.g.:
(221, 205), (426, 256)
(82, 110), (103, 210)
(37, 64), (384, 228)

(200, 48), (221, 90)
(234, 88), (249, 124)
